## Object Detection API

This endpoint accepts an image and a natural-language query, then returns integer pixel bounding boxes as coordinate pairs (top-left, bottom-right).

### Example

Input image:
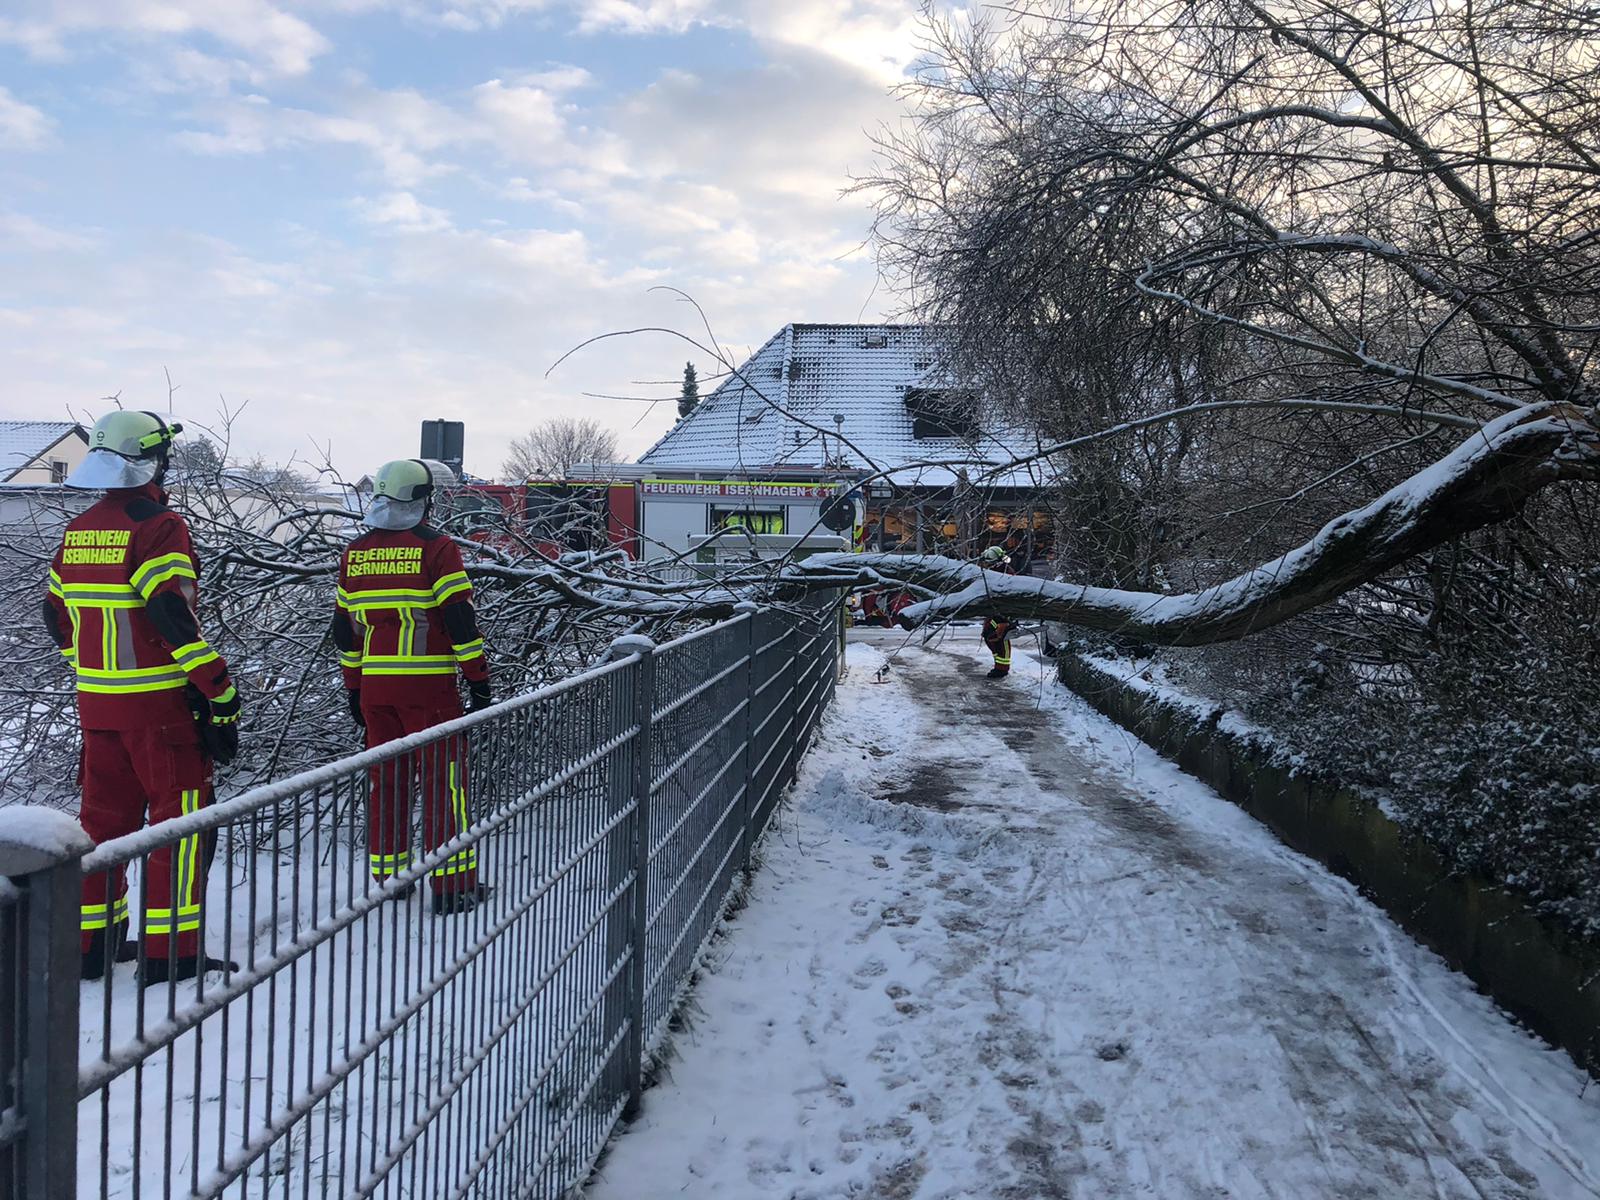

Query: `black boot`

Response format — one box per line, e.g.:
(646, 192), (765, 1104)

(139, 954), (240, 987)
(432, 884), (493, 916)
(986, 666), (1010, 679)
(80, 927), (138, 981)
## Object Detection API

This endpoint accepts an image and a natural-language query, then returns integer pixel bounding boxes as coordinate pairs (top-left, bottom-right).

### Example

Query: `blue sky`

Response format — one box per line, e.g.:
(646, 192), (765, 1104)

(0, 1), (939, 477)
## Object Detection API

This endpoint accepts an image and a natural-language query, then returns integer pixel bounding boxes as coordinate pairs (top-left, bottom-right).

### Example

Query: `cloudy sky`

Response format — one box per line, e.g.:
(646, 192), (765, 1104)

(0, 1), (942, 478)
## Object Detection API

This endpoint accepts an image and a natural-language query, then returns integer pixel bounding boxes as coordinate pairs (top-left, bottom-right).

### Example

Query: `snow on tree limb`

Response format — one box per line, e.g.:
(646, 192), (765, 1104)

(792, 404), (1600, 644)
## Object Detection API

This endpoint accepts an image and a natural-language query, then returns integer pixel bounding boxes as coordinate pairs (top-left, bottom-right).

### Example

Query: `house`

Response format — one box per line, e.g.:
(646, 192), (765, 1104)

(0, 421), (89, 484)
(590, 324), (1055, 563)
(0, 421), (94, 532)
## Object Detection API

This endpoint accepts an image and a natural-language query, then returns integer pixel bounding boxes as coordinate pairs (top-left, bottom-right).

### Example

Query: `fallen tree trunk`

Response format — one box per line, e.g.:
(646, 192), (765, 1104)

(791, 403), (1600, 644)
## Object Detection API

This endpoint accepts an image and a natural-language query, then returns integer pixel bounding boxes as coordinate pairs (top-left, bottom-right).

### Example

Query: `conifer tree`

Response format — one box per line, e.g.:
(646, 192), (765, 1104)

(678, 361), (700, 419)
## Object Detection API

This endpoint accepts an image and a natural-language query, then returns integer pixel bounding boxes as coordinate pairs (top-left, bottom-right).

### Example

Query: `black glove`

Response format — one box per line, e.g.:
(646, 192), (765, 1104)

(468, 679), (492, 712)
(347, 689), (366, 729)
(206, 686), (241, 767)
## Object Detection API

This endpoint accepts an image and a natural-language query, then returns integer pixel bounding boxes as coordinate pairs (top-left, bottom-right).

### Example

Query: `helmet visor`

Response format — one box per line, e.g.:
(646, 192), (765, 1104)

(65, 449), (161, 490)
(364, 494), (428, 531)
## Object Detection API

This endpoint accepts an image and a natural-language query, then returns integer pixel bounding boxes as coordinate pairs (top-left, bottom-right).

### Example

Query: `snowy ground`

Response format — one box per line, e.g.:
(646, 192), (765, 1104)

(586, 628), (1600, 1200)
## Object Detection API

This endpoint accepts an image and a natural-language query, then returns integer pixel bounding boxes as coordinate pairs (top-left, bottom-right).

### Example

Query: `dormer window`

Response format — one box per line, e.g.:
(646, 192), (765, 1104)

(905, 388), (978, 440)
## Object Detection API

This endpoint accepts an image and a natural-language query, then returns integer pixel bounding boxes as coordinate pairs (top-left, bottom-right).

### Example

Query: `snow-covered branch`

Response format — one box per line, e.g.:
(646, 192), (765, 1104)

(792, 404), (1599, 644)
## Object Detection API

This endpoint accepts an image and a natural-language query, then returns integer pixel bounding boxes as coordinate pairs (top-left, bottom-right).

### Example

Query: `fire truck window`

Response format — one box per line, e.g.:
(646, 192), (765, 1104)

(525, 484), (606, 551)
(711, 507), (785, 535)
(454, 491), (505, 530)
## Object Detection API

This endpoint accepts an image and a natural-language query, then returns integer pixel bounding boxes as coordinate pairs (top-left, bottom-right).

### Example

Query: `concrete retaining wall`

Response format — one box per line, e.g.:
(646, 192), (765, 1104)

(1058, 653), (1600, 1079)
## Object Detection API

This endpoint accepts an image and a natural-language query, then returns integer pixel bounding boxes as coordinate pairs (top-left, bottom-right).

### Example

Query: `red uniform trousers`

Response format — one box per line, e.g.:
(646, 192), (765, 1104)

(363, 696), (477, 894)
(78, 722), (213, 960)
(982, 618), (1014, 673)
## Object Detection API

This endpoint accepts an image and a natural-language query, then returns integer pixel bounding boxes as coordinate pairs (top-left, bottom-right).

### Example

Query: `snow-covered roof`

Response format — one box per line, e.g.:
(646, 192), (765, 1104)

(0, 420), (85, 480)
(639, 325), (1045, 488)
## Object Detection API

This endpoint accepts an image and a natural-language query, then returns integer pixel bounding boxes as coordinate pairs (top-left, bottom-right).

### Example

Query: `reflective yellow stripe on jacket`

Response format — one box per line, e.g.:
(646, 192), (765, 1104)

(171, 639), (221, 674)
(432, 571), (472, 605)
(74, 665), (190, 694)
(59, 579), (190, 693)
(336, 586), (436, 612)
(340, 580), (464, 676)
(358, 655), (458, 676)
(59, 581), (142, 609)
(130, 552), (197, 600)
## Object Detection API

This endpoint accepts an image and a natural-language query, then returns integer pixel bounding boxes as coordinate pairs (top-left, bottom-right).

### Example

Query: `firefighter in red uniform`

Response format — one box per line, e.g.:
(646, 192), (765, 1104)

(43, 411), (242, 984)
(979, 545), (1018, 679)
(333, 459), (492, 915)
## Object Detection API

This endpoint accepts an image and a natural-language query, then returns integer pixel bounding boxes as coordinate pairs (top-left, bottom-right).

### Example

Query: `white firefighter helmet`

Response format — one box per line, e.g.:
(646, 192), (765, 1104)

(364, 458), (458, 530)
(66, 410), (183, 490)
(980, 545), (1010, 567)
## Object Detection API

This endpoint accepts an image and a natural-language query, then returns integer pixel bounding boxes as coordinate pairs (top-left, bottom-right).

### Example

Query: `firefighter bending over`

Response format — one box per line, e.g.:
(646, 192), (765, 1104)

(334, 459), (493, 915)
(979, 544), (1017, 680)
(44, 411), (242, 985)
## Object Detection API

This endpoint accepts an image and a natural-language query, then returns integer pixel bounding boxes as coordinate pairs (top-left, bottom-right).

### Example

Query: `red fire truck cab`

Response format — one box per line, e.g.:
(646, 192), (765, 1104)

(454, 480), (641, 559)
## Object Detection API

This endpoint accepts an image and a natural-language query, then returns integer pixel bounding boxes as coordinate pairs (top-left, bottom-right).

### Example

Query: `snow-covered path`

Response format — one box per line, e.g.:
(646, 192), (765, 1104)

(587, 630), (1600, 1200)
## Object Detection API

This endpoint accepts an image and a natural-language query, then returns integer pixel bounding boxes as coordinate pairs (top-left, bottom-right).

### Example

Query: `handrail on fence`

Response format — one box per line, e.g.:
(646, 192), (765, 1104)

(1, 596), (843, 1200)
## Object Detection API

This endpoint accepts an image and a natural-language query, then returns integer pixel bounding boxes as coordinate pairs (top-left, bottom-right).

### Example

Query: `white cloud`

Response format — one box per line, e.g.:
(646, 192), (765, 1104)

(611, 49), (896, 200)
(0, 197), (884, 472)
(0, 1), (920, 471)
(356, 191), (454, 233)
(514, 64), (595, 93)
(390, 0), (556, 33)
(176, 88), (468, 185)
(0, 0), (330, 76)
(570, 0), (926, 82)
(175, 74), (628, 186)
(0, 86), (54, 149)
(0, 211), (98, 253)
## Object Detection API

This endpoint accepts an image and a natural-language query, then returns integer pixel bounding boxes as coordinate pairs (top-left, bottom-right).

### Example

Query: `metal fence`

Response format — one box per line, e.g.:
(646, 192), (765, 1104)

(0, 599), (841, 1200)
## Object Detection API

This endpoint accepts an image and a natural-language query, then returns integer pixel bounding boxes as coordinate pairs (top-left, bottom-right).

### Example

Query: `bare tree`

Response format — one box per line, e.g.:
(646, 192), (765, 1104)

(815, 0), (1600, 932)
(0, 402), (813, 811)
(837, 0), (1600, 637)
(501, 417), (621, 480)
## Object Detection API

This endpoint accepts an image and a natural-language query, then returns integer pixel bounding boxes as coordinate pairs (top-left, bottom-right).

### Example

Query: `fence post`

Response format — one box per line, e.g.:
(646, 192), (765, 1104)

(0, 808), (92, 1200)
(734, 604), (758, 870)
(786, 615), (801, 790)
(607, 634), (655, 1121)
(835, 588), (846, 683)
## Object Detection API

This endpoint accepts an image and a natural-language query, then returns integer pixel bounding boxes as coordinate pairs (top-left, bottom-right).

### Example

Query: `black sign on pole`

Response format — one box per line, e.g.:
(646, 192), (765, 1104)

(420, 420), (465, 479)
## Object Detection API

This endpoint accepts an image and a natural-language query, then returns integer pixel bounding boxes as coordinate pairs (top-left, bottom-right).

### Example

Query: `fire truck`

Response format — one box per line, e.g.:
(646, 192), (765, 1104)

(453, 480), (640, 558)
(454, 470), (860, 565)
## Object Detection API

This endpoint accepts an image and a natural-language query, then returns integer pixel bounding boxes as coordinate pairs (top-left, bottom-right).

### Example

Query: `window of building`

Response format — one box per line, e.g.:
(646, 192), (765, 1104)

(49, 459), (68, 483)
(711, 507), (785, 535)
(904, 388), (978, 440)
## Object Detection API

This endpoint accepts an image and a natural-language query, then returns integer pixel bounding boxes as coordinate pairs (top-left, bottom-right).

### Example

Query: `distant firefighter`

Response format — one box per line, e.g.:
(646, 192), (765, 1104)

(333, 459), (493, 915)
(978, 544), (1017, 679)
(44, 411), (241, 985)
